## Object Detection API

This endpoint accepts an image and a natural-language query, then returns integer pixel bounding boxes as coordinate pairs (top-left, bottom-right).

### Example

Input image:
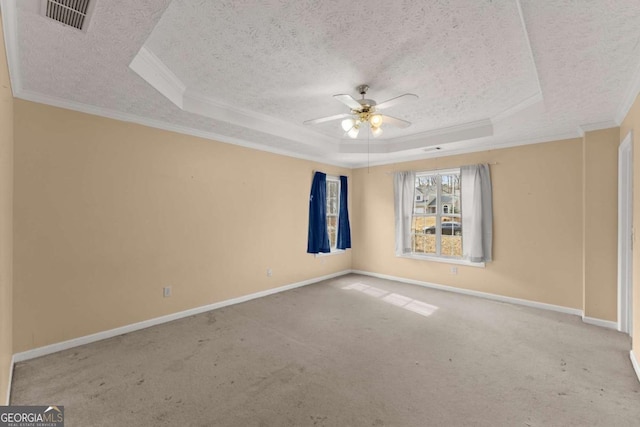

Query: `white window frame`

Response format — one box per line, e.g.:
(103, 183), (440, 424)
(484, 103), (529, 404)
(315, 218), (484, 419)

(411, 169), (463, 260)
(316, 175), (345, 256)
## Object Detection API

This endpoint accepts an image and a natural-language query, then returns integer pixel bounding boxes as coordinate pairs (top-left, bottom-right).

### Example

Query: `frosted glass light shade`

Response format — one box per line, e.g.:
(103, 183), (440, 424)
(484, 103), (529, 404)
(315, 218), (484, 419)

(370, 114), (383, 127)
(341, 118), (355, 131)
(347, 126), (360, 138)
(371, 126), (383, 137)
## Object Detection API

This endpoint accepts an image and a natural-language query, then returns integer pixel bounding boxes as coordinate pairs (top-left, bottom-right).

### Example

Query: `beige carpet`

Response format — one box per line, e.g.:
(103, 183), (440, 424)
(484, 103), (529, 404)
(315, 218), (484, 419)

(10, 274), (640, 426)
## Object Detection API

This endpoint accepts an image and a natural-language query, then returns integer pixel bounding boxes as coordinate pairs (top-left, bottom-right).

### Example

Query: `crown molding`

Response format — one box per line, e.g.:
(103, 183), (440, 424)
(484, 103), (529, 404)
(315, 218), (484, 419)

(615, 58), (640, 125)
(10, 90), (591, 171)
(129, 46), (338, 151)
(338, 119), (493, 154)
(129, 46), (186, 109)
(183, 90), (337, 149)
(14, 89), (353, 168)
(578, 120), (619, 136)
(515, 0), (544, 102)
(129, 46), (499, 157)
(485, 1), (544, 126)
(5, 0), (627, 170)
(349, 130), (582, 168)
(378, 119), (494, 150)
(17, 86), (588, 170)
(129, 47), (500, 157)
(492, 92), (543, 123)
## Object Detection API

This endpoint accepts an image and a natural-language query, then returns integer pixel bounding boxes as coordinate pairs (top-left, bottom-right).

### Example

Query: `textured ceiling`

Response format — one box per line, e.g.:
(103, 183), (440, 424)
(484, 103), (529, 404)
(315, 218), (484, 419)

(3, 0), (640, 166)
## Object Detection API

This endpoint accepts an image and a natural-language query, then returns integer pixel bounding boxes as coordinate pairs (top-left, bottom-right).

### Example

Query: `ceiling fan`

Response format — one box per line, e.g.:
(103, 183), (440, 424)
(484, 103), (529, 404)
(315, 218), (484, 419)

(304, 85), (418, 138)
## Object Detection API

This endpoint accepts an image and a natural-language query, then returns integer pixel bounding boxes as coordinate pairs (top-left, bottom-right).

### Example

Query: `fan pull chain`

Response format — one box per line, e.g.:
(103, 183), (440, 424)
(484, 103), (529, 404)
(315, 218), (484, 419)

(367, 125), (371, 173)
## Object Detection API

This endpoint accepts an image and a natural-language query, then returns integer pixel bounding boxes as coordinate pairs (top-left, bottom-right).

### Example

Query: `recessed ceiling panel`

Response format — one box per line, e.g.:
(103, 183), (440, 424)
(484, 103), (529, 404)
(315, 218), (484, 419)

(7, 0), (640, 166)
(144, 0), (540, 138)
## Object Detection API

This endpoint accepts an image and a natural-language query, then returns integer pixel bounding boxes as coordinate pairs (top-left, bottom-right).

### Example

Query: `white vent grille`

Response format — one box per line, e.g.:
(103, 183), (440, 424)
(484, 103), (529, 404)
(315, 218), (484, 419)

(41, 0), (95, 32)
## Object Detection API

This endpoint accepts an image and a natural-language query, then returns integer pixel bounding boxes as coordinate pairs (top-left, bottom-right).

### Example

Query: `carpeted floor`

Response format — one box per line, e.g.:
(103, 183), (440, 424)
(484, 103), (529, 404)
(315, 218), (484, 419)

(10, 274), (640, 426)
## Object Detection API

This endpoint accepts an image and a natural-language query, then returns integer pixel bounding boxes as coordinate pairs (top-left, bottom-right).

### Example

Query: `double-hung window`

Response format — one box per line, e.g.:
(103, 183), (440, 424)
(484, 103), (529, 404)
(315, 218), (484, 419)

(412, 169), (462, 258)
(307, 172), (351, 254)
(326, 177), (340, 250)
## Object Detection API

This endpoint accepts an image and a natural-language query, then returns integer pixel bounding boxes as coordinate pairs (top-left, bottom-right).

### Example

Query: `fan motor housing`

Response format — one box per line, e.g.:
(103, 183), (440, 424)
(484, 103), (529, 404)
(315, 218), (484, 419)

(357, 99), (376, 112)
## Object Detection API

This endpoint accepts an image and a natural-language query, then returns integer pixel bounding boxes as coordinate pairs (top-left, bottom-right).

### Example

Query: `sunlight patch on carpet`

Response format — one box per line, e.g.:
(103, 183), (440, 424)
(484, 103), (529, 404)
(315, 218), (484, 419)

(342, 283), (439, 317)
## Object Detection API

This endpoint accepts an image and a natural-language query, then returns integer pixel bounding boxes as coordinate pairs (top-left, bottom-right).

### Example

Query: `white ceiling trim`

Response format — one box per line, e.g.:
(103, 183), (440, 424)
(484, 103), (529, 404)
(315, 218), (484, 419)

(2, 0), (635, 168)
(351, 130), (583, 169)
(371, 119), (494, 149)
(129, 46), (185, 109)
(615, 58), (640, 125)
(578, 120), (620, 136)
(183, 90), (338, 150)
(349, 119), (493, 153)
(130, 45), (499, 155)
(12, 88), (599, 170)
(14, 88), (352, 168)
(130, 46), (338, 151)
(515, 0), (544, 99)
(1, 0), (22, 95)
(492, 92), (543, 123)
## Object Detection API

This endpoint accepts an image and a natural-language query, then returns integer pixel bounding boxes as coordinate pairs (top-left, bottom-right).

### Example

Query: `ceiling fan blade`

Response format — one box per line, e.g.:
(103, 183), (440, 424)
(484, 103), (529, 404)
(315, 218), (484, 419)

(376, 93), (418, 110)
(333, 94), (363, 110)
(381, 114), (412, 128)
(303, 113), (352, 126)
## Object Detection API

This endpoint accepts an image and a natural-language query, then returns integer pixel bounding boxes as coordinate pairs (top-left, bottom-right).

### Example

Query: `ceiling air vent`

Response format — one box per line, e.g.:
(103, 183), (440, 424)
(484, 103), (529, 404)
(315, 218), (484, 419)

(41, 0), (96, 32)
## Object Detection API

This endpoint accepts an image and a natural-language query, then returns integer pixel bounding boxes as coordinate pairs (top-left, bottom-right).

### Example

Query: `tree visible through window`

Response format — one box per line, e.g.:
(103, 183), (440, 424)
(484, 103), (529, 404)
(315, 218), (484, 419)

(412, 170), (462, 257)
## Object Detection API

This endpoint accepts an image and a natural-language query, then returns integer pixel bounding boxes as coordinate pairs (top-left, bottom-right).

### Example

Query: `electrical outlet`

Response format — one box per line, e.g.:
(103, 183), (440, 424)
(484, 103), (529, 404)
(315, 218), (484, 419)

(267, 268), (273, 277)
(450, 266), (458, 275)
(163, 286), (172, 297)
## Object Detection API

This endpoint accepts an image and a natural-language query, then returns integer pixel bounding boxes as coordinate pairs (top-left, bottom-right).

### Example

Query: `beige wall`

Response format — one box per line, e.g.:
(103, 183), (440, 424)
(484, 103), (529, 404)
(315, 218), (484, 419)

(7, 83), (625, 364)
(352, 139), (587, 309)
(620, 94), (640, 357)
(582, 128), (620, 321)
(13, 100), (351, 352)
(0, 16), (14, 404)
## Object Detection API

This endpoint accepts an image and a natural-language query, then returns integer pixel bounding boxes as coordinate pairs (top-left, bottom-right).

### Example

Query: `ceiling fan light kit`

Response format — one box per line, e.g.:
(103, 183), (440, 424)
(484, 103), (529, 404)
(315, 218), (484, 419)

(371, 125), (383, 137)
(304, 84), (417, 139)
(341, 114), (383, 139)
(347, 124), (360, 138)
(341, 118), (355, 132)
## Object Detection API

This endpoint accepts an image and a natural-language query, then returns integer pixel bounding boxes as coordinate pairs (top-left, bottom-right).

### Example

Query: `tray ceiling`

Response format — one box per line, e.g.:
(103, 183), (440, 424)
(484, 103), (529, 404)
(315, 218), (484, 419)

(2, 0), (640, 166)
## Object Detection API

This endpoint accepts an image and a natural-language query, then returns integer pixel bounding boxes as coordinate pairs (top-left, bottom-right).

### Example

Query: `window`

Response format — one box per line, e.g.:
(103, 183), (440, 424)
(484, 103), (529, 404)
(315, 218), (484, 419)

(307, 172), (351, 254)
(394, 164), (491, 264)
(411, 169), (462, 258)
(326, 177), (340, 250)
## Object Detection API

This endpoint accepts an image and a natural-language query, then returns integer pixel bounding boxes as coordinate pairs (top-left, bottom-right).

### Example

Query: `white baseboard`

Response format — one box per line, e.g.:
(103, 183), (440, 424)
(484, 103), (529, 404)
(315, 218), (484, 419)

(10, 268), (623, 389)
(5, 355), (13, 405)
(12, 270), (351, 363)
(630, 351), (640, 384)
(352, 270), (584, 317)
(582, 315), (618, 330)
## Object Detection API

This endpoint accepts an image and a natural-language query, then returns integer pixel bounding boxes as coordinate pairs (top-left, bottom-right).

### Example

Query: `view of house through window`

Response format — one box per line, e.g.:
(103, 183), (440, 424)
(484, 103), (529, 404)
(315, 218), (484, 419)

(326, 177), (340, 249)
(412, 169), (462, 257)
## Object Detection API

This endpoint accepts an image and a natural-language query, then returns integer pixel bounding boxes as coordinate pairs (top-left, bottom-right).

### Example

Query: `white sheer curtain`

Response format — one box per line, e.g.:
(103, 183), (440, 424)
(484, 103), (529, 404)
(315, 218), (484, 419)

(394, 171), (416, 256)
(461, 164), (493, 262)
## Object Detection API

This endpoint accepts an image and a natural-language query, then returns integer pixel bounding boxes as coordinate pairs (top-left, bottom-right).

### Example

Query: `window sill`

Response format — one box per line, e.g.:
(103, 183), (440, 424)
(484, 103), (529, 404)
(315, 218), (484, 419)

(398, 253), (485, 268)
(314, 249), (346, 257)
